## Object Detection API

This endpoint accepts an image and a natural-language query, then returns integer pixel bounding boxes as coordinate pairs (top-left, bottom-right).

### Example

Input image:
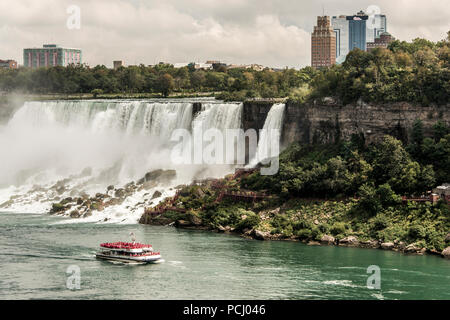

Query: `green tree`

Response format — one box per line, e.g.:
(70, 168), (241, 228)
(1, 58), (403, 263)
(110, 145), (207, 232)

(156, 73), (175, 97)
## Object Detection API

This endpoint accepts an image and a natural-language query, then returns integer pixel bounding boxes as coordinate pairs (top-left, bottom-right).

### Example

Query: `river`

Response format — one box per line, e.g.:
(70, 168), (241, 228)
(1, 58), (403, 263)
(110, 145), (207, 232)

(1, 212), (448, 300)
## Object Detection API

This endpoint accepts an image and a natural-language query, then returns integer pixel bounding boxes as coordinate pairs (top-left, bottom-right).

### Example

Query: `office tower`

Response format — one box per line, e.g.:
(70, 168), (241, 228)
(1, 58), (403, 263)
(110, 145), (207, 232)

(311, 16), (336, 68)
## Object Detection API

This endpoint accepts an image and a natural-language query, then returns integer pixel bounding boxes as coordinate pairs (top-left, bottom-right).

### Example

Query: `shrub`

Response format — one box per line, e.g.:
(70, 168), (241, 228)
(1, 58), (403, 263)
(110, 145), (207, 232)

(281, 224), (294, 238)
(162, 210), (187, 221)
(330, 222), (347, 236)
(372, 215), (389, 231)
(91, 88), (103, 98)
(235, 212), (260, 231)
(271, 214), (292, 230)
(292, 219), (312, 231)
(295, 228), (311, 240)
(318, 224), (329, 233)
(310, 226), (322, 240)
(408, 223), (427, 239)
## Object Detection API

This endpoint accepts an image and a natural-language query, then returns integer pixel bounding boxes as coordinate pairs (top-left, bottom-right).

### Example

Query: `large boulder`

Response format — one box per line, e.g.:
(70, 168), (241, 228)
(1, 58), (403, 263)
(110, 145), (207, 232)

(104, 198), (123, 206)
(114, 188), (125, 198)
(139, 181), (158, 191)
(175, 220), (191, 227)
(188, 214), (203, 226)
(405, 243), (426, 255)
(397, 241), (407, 251)
(69, 210), (80, 218)
(381, 242), (395, 250)
(445, 233), (450, 242)
(360, 240), (380, 249)
(50, 203), (66, 214)
(83, 210), (92, 218)
(442, 247), (450, 259)
(151, 190), (162, 200)
(139, 169), (177, 185)
(124, 182), (135, 190)
(339, 236), (359, 246)
(252, 229), (270, 241)
(320, 234), (335, 245)
(90, 202), (104, 212)
(217, 225), (232, 233)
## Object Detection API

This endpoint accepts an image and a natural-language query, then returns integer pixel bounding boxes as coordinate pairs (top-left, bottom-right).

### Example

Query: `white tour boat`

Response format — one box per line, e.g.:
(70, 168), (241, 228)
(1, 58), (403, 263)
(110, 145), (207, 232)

(96, 235), (162, 264)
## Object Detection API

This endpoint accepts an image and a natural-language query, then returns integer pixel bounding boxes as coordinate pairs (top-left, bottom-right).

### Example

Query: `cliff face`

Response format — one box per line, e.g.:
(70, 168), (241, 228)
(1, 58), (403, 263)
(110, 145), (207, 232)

(242, 101), (274, 138)
(243, 100), (450, 147)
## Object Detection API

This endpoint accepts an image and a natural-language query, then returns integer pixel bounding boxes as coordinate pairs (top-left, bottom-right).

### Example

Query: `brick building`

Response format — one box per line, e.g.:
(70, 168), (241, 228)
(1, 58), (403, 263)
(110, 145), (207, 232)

(367, 32), (395, 51)
(311, 16), (336, 68)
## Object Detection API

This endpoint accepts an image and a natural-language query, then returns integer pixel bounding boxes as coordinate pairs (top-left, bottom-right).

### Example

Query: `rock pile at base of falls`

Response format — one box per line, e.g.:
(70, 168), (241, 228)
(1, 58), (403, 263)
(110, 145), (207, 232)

(48, 169), (176, 218)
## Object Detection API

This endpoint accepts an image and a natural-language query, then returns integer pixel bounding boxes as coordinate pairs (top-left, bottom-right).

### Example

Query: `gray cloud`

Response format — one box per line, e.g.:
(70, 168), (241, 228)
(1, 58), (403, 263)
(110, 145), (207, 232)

(0, 0), (448, 68)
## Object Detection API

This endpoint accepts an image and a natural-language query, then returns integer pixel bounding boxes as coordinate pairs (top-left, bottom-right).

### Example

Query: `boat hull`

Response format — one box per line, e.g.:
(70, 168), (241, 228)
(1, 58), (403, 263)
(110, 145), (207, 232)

(96, 253), (162, 264)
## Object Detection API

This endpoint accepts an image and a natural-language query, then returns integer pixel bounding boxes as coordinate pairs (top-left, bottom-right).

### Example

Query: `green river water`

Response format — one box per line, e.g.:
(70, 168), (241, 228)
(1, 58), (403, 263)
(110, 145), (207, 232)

(0, 212), (448, 300)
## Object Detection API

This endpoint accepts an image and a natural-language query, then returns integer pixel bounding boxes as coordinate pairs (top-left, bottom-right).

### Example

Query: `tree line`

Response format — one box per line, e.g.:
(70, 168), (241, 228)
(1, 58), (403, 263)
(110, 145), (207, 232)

(0, 31), (448, 105)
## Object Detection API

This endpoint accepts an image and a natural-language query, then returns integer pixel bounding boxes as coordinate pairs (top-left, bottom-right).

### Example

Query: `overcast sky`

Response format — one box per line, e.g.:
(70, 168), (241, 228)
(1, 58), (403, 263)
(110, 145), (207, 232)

(0, 0), (449, 68)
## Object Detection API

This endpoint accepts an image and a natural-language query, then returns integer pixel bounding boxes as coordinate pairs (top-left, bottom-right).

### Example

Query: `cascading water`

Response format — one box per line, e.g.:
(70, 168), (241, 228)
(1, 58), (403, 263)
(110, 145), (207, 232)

(192, 102), (243, 131)
(249, 103), (286, 167)
(0, 99), (243, 223)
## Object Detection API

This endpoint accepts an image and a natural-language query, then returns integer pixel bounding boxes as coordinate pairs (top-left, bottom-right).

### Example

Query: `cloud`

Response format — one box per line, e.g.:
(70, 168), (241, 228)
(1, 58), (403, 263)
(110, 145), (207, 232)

(0, 0), (448, 68)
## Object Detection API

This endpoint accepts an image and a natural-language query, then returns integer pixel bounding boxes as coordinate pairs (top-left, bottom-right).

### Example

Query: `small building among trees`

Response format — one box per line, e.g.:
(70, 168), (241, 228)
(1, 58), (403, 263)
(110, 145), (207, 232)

(433, 184), (450, 203)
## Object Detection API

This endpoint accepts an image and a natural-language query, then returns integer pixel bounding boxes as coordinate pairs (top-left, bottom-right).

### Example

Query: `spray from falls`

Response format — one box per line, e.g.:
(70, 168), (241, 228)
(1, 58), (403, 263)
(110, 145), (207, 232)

(0, 99), (243, 222)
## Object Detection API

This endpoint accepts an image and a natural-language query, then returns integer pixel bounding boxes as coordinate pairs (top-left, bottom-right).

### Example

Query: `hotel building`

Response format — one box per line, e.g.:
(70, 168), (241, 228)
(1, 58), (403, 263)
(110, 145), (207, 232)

(23, 44), (82, 69)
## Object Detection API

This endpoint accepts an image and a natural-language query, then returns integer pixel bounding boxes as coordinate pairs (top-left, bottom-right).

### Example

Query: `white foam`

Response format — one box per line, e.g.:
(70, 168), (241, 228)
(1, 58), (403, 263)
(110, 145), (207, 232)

(0, 99), (244, 222)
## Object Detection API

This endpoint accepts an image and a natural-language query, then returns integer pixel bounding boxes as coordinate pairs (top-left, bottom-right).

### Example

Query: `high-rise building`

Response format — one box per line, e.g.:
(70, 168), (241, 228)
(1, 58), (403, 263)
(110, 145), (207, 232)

(366, 14), (387, 44)
(23, 44), (82, 69)
(347, 11), (368, 52)
(332, 15), (350, 64)
(332, 11), (388, 63)
(311, 16), (336, 68)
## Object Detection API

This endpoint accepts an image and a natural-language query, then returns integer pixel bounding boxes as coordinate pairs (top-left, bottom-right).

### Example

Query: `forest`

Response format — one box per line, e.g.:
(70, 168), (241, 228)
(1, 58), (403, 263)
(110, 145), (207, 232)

(0, 32), (448, 105)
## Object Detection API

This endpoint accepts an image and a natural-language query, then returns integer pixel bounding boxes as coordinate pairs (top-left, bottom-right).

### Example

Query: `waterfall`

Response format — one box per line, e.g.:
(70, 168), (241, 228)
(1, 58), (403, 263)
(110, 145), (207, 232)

(0, 99), (243, 221)
(249, 103), (286, 167)
(9, 100), (194, 137)
(192, 102), (243, 131)
(2, 100), (194, 187)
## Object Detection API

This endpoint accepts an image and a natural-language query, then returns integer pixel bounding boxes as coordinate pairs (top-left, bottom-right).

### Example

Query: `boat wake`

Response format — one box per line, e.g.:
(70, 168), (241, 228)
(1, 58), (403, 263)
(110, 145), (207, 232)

(0, 252), (94, 261)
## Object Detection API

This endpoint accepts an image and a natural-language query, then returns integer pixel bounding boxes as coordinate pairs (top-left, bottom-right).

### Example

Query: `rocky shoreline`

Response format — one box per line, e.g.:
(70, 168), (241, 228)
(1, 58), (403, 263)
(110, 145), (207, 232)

(38, 165), (450, 260)
(149, 220), (450, 259)
(135, 168), (450, 260)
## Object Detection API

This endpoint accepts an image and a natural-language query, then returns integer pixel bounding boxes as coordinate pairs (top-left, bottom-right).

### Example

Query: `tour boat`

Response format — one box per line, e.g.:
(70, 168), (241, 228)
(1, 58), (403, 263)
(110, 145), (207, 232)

(96, 234), (162, 264)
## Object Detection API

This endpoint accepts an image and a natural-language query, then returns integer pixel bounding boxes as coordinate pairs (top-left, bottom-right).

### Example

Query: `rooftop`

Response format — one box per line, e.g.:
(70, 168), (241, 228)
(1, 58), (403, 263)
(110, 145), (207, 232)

(24, 44), (81, 50)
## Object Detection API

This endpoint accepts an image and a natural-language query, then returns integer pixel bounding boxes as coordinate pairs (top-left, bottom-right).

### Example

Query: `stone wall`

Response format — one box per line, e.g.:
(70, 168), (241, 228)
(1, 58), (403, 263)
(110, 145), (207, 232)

(242, 100), (450, 147)
(242, 100), (274, 138)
